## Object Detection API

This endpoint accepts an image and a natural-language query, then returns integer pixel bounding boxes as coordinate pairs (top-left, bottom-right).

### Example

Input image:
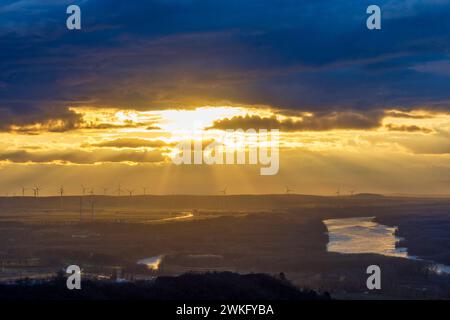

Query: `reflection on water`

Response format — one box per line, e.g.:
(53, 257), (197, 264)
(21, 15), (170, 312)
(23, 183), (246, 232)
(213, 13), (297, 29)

(430, 264), (450, 275)
(137, 255), (164, 270)
(145, 211), (194, 224)
(324, 216), (450, 275)
(323, 216), (408, 258)
(159, 212), (193, 222)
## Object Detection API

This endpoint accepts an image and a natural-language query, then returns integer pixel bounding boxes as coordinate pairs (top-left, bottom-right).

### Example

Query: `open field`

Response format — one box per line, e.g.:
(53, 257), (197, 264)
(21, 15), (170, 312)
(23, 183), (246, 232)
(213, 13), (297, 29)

(0, 194), (449, 299)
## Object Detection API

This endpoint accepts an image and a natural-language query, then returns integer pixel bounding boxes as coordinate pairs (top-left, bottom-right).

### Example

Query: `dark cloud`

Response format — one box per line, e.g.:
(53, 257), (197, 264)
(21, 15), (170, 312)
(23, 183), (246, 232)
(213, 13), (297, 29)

(0, 149), (166, 164)
(385, 123), (432, 133)
(0, 106), (82, 133)
(146, 125), (161, 130)
(0, 107), (148, 133)
(1, 0), (450, 129)
(81, 122), (147, 130)
(384, 110), (435, 119)
(210, 111), (384, 131)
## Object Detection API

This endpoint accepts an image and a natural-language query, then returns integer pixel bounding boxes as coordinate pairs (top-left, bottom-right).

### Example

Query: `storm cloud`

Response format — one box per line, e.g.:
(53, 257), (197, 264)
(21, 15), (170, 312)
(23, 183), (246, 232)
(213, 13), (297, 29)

(1, 0), (450, 130)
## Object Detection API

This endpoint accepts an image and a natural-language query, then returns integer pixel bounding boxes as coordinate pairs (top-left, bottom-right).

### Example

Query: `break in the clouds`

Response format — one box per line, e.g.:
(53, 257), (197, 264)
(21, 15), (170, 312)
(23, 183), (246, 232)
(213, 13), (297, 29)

(1, 0), (450, 129)
(1, 1), (450, 195)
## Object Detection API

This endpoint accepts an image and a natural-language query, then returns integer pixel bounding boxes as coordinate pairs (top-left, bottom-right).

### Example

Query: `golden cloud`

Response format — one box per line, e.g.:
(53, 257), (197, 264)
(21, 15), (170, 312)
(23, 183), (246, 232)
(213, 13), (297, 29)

(88, 138), (173, 149)
(0, 149), (166, 164)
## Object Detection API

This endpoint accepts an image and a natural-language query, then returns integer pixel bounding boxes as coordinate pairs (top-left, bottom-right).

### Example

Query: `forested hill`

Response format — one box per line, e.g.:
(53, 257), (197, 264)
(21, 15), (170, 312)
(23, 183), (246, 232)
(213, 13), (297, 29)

(0, 272), (330, 300)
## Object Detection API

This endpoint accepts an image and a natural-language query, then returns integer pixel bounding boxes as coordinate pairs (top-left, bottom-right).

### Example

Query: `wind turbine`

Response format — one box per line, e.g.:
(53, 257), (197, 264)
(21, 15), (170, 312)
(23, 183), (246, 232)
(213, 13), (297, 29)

(34, 185), (41, 197)
(101, 187), (108, 196)
(348, 190), (355, 196)
(81, 185), (89, 196)
(219, 186), (228, 211)
(115, 184), (123, 196)
(141, 186), (148, 196)
(84, 188), (96, 220)
(126, 189), (134, 197)
(286, 186), (294, 195)
(335, 187), (340, 197)
(21, 186), (27, 197)
(59, 186), (64, 209)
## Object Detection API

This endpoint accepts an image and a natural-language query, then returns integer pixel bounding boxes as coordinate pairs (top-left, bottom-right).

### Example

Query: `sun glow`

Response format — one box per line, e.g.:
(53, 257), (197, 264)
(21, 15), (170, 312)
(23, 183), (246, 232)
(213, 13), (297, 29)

(155, 106), (248, 132)
(1, 106), (450, 195)
(70, 106), (257, 133)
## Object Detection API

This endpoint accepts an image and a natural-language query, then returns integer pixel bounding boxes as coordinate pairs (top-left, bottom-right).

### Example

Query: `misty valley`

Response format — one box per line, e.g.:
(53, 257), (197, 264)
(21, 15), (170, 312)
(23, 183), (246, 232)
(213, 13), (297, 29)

(0, 194), (449, 299)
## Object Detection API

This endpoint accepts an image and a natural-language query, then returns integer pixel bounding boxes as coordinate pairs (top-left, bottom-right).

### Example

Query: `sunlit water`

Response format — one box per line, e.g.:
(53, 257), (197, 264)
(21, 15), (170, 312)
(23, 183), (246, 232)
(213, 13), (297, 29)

(159, 212), (193, 222)
(323, 216), (450, 275)
(324, 217), (408, 257)
(145, 211), (194, 224)
(137, 255), (164, 270)
(430, 264), (450, 275)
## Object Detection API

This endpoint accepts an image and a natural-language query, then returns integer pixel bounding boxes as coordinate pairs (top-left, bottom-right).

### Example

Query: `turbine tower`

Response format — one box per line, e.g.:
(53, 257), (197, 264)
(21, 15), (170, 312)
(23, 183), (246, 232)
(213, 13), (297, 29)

(88, 189), (95, 220)
(220, 186), (227, 195)
(126, 189), (134, 197)
(285, 186), (294, 195)
(33, 185), (41, 197)
(59, 186), (64, 209)
(141, 186), (148, 196)
(115, 184), (123, 196)
(81, 185), (89, 196)
(335, 187), (341, 197)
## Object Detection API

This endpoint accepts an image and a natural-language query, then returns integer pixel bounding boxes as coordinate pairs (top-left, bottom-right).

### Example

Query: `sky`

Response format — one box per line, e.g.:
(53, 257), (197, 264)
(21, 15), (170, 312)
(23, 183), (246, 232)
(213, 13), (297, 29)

(0, 0), (450, 196)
